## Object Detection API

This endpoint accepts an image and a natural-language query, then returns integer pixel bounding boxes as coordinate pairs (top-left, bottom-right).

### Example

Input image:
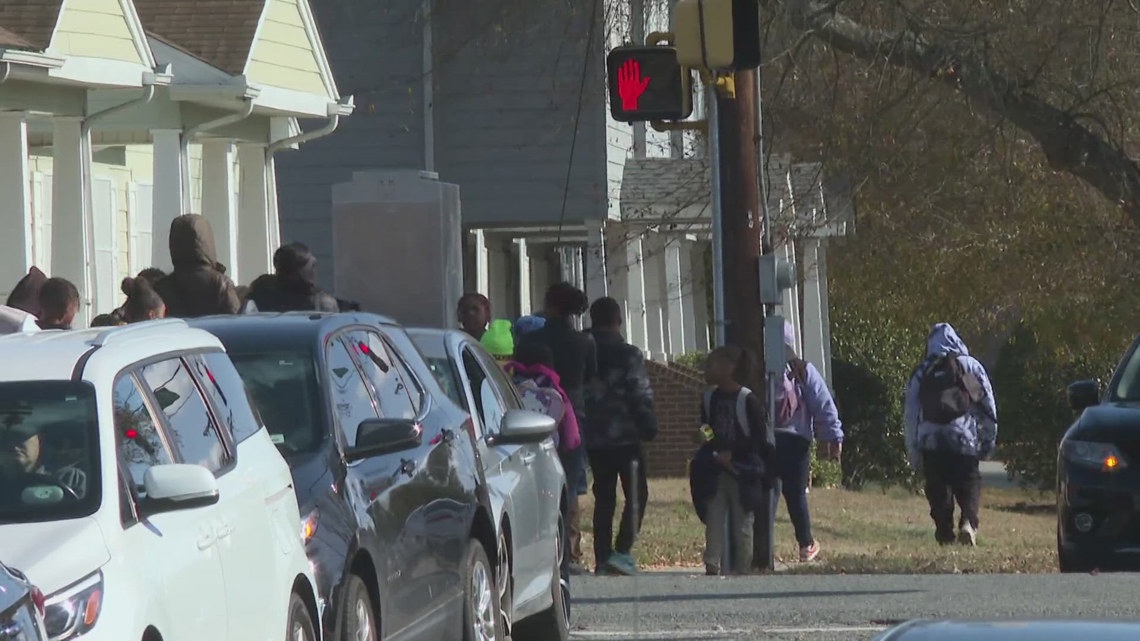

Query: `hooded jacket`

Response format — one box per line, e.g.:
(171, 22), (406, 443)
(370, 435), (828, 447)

(502, 360), (582, 451)
(5, 266), (47, 317)
(245, 274), (339, 314)
(582, 327), (658, 448)
(154, 215), (241, 318)
(904, 323), (998, 466)
(778, 321), (844, 443)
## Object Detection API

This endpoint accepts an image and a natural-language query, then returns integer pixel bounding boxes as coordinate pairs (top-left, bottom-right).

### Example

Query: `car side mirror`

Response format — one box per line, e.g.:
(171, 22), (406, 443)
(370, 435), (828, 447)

(140, 464), (220, 515)
(492, 409), (556, 445)
(1067, 379), (1100, 413)
(345, 418), (422, 462)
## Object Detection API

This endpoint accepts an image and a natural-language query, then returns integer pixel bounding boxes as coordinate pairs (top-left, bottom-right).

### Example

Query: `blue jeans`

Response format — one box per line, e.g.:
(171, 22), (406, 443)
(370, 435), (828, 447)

(774, 431), (814, 547)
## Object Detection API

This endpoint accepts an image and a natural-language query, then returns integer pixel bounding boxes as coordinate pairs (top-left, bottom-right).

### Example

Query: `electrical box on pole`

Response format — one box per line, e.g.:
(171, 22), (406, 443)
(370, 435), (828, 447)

(606, 45), (694, 122)
(675, 0), (762, 71)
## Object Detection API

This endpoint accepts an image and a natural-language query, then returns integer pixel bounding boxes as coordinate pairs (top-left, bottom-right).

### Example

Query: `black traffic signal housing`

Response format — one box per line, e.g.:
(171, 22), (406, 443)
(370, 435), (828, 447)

(606, 45), (694, 123)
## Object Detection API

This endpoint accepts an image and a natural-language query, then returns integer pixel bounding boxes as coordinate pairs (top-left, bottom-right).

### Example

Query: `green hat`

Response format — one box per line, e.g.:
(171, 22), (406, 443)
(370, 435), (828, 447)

(481, 319), (515, 357)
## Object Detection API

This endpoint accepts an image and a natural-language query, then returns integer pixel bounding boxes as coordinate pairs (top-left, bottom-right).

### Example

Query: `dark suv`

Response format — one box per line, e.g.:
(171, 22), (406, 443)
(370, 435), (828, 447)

(189, 312), (504, 641)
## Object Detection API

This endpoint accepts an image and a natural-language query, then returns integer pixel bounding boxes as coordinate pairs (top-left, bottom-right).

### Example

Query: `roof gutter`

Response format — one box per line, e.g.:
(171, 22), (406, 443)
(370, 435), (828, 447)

(180, 92), (258, 212)
(265, 95), (355, 158)
(0, 62), (9, 85)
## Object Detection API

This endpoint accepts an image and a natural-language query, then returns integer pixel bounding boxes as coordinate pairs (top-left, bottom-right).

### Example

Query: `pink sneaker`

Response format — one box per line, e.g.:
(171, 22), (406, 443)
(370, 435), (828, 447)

(800, 541), (820, 562)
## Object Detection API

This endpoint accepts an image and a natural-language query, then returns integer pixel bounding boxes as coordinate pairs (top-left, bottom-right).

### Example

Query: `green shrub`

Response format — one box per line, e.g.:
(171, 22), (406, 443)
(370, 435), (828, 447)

(672, 351), (707, 372)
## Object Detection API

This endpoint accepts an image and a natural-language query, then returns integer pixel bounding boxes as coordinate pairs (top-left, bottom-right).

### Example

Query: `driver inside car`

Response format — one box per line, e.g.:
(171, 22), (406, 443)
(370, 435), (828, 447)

(0, 420), (88, 500)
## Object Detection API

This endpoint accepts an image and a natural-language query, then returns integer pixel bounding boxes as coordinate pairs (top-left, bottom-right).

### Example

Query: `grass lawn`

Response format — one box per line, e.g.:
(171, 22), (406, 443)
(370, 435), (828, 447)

(577, 478), (1058, 574)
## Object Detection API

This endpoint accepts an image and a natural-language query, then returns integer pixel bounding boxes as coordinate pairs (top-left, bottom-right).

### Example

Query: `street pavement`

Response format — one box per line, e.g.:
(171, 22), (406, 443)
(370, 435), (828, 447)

(570, 571), (1140, 640)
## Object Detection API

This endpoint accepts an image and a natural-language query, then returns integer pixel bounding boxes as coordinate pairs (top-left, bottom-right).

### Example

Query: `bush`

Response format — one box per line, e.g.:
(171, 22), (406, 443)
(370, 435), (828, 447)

(672, 352), (707, 372)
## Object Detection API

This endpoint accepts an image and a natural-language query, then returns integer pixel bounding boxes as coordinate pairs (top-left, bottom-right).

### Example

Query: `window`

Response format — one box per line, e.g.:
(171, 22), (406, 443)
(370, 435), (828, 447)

(462, 348), (506, 435)
(474, 348), (524, 411)
(113, 374), (172, 493)
(138, 358), (229, 473)
(349, 331), (416, 421)
(326, 336), (380, 446)
(194, 352), (263, 444)
(386, 340), (426, 414)
(228, 350), (325, 454)
(0, 381), (100, 523)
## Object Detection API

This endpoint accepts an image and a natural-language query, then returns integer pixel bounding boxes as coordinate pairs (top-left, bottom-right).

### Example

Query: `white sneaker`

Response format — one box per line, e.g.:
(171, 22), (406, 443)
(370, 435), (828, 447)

(958, 523), (977, 547)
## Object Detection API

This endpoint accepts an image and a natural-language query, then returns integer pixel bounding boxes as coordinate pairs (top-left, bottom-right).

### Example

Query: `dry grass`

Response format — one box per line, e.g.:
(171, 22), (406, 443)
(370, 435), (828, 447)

(577, 478), (1058, 574)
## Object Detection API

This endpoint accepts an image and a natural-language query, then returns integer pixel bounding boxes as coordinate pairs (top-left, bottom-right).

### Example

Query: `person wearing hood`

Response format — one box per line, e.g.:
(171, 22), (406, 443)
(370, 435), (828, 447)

(154, 214), (241, 318)
(583, 297), (658, 575)
(246, 242), (339, 313)
(904, 322), (998, 546)
(0, 266), (47, 334)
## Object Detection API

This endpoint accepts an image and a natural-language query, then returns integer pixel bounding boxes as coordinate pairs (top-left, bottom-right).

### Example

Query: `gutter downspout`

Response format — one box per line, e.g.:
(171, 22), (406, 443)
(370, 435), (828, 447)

(180, 96), (256, 213)
(0, 62), (11, 84)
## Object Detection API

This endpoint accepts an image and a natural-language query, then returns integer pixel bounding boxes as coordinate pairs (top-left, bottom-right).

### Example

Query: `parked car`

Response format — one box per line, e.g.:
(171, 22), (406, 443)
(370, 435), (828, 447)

(188, 312), (508, 641)
(874, 619), (1140, 640)
(406, 327), (569, 641)
(0, 320), (321, 641)
(0, 561), (47, 641)
(1059, 335), (1140, 572)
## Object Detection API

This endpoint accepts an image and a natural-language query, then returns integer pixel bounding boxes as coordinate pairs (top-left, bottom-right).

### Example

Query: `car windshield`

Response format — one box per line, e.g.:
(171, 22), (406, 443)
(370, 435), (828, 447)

(407, 334), (466, 407)
(0, 381), (99, 524)
(227, 351), (326, 455)
(1110, 341), (1140, 401)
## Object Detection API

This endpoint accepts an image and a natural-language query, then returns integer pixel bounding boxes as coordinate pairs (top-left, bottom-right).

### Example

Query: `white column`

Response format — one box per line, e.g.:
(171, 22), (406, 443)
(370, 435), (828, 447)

(265, 153), (281, 250)
(690, 240), (711, 352)
(151, 129), (184, 272)
(642, 232), (667, 359)
(516, 238), (532, 315)
(585, 219), (607, 304)
(201, 140), (238, 276)
(237, 143), (271, 284)
(818, 241), (833, 386)
(678, 239), (699, 354)
(664, 239), (686, 355)
(625, 235), (648, 353)
(51, 118), (93, 325)
(780, 240), (802, 356)
(0, 114), (33, 290)
(801, 238), (827, 377)
(473, 228), (489, 295)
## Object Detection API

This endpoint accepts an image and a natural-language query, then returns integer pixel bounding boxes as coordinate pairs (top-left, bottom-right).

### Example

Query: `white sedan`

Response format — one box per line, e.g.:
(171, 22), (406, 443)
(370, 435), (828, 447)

(406, 328), (570, 641)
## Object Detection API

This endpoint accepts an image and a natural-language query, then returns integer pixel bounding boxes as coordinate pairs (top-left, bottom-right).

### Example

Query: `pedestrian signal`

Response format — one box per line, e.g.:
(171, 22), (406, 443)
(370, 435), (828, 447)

(606, 45), (693, 123)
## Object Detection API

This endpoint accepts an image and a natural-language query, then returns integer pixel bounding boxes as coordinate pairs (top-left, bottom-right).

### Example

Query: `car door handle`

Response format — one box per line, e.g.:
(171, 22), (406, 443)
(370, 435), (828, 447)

(216, 522), (234, 540)
(521, 452), (537, 466)
(399, 458), (417, 477)
(196, 530), (217, 550)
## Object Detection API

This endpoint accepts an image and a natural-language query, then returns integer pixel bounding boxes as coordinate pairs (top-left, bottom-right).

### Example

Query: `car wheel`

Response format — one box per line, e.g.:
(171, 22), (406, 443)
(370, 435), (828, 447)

(463, 539), (504, 641)
(287, 593), (317, 641)
(512, 515), (570, 641)
(339, 574), (377, 641)
(497, 530), (513, 636)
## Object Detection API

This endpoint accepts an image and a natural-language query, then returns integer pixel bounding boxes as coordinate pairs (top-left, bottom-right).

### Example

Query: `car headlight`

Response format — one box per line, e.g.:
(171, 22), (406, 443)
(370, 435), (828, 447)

(43, 571), (102, 641)
(301, 509), (319, 543)
(1062, 440), (1127, 470)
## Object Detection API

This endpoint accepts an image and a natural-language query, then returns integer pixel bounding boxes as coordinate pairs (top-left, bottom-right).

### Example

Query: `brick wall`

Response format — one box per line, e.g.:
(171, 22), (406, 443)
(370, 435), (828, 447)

(644, 361), (706, 478)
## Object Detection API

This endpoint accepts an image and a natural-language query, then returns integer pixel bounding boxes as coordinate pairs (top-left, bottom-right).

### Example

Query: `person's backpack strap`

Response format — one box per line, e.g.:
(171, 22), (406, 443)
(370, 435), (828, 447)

(735, 387), (752, 438)
(702, 389), (713, 424)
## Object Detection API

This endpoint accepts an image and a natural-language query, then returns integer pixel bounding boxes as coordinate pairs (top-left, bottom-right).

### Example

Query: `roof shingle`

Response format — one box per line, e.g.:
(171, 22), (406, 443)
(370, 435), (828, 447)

(0, 0), (65, 51)
(134, 0), (264, 75)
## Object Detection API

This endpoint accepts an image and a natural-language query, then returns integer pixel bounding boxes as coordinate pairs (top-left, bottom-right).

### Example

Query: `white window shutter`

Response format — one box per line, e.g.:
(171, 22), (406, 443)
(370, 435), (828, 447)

(92, 177), (118, 314)
(131, 182), (154, 272)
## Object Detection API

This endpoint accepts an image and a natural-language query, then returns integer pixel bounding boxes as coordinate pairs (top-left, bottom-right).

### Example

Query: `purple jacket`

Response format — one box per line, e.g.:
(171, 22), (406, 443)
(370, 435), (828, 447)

(775, 360), (844, 443)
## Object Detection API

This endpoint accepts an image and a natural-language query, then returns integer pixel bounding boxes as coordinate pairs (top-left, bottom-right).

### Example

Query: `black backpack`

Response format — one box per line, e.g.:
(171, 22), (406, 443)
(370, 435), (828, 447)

(918, 354), (983, 424)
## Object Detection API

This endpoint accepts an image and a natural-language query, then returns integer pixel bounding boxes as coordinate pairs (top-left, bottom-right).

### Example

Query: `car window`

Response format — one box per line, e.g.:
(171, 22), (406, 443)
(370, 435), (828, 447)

(0, 381), (100, 523)
(327, 335), (380, 447)
(348, 331), (416, 421)
(113, 374), (173, 494)
(425, 357), (466, 408)
(462, 347), (506, 435)
(138, 358), (230, 474)
(473, 347), (524, 411)
(193, 352), (264, 444)
(229, 350), (325, 454)
(384, 338), (426, 415)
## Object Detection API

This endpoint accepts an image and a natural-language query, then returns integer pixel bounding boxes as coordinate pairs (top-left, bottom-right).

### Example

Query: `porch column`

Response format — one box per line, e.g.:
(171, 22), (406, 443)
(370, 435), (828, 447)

(690, 240), (711, 352)
(585, 219), (608, 303)
(516, 238), (532, 315)
(201, 140), (238, 276)
(624, 234), (648, 353)
(677, 239), (698, 354)
(151, 129), (184, 272)
(237, 143), (271, 284)
(0, 114), (33, 290)
(801, 238), (828, 383)
(664, 239), (686, 355)
(642, 231), (667, 359)
(265, 153), (281, 250)
(473, 228), (489, 295)
(51, 118), (93, 325)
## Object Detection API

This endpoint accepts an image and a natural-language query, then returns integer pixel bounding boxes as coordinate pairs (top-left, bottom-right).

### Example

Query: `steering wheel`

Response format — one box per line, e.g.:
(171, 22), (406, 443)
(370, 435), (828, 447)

(15, 473), (80, 504)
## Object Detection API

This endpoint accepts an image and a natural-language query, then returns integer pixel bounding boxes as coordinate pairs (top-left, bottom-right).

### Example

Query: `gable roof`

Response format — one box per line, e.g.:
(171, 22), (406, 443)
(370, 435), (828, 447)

(133, 0), (263, 75)
(0, 0), (65, 51)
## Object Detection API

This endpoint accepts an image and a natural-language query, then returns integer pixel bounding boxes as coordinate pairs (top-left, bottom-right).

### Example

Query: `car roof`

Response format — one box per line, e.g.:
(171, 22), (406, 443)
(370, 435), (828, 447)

(188, 311), (400, 352)
(405, 327), (474, 358)
(0, 320), (224, 383)
(878, 620), (1140, 641)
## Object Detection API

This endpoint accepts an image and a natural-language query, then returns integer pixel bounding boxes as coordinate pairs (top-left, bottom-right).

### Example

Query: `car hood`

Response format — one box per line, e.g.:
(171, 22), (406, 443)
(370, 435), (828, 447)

(0, 517), (110, 594)
(879, 620), (1140, 640)
(1070, 402), (1140, 441)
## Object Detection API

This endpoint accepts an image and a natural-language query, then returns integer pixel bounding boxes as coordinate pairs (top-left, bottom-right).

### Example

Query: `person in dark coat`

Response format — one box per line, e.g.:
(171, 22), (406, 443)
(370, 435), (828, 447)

(517, 281), (596, 576)
(246, 242), (339, 313)
(154, 214), (241, 318)
(5, 266), (48, 317)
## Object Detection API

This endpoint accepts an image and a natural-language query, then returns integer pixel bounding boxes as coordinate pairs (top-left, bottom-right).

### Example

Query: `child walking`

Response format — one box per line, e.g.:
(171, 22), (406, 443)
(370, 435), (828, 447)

(502, 342), (582, 453)
(698, 345), (773, 575)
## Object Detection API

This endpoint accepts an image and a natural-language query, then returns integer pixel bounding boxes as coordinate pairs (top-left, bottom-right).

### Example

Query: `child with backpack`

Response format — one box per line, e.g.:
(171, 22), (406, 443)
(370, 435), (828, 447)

(693, 345), (774, 575)
(502, 342), (582, 453)
(904, 322), (997, 547)
(765, 321), (844, 564)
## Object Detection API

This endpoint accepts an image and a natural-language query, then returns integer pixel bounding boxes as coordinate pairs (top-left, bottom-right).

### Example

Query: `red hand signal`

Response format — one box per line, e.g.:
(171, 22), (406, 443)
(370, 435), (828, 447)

(617, 59), (651, 111)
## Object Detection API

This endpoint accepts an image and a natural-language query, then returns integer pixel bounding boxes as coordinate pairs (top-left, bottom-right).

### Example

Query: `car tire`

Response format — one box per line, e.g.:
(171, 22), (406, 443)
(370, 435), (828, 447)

(463, 539), (504, 641)
(339, 574), (377, 641)
(512, 515), (570, 641)
(497, 530), (513, 636)
(287, 592), (317, 641)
